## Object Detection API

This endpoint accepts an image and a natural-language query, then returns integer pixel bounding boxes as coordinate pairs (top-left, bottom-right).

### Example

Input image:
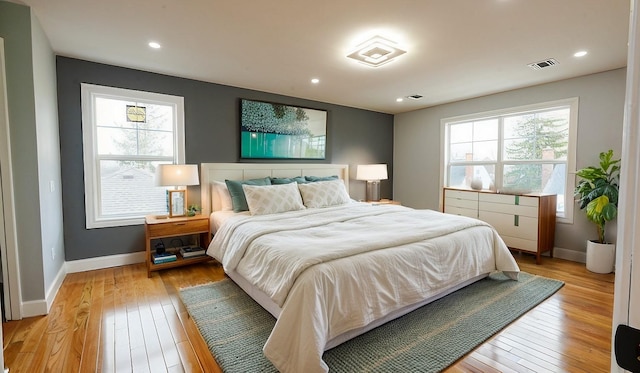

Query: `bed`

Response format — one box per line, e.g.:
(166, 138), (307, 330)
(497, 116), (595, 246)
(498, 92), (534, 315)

(200, 163), (520, 373)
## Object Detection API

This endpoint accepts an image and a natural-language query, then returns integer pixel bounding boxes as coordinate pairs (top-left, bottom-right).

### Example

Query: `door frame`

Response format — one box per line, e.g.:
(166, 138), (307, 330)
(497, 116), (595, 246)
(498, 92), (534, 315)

(612, 0), (640, 370)
(0, 37), (23, 320)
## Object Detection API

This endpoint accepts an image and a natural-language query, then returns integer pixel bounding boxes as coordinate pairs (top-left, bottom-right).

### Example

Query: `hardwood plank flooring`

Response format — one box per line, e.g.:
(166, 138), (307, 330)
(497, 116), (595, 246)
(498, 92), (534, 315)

(2, 253), (614, 372)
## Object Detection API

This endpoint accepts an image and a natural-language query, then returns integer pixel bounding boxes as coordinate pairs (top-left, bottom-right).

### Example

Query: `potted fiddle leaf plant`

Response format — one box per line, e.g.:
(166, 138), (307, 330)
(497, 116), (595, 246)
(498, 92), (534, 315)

(574, 149), (620, 273)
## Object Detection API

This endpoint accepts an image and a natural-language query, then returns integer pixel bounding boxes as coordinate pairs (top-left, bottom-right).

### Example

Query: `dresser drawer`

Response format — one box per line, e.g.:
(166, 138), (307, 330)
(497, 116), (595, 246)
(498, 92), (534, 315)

(444, 196), (478, 210)
(478, 210), (538, 241)
(147, 218), (209, 237)
(478, 193), (538, 207)
(501, 236), (537, 252)
(445, 189), (479, 201)
(479, 201), (538, 218)
(443, 205), (478, 218)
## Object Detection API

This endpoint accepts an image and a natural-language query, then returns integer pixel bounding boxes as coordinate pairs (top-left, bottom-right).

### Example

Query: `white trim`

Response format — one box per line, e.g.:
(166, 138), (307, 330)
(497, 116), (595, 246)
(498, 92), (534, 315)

(80, 83), (185, 229)
(44, 263), (66, 313)
(18, 252), (146, 318)
(21, 299), (47, 319)
(613, 0), (640, 370)
(439, 97), (578, 224)
(0, 37), (23, 321)
(65, 251), (146, 274)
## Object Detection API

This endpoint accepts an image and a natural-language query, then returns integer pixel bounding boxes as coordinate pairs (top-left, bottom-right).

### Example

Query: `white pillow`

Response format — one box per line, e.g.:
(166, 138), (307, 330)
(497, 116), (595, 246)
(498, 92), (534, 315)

(298, 179), (351, 208)
(242, 183), (305, 216)
(212, 180), (233, 211)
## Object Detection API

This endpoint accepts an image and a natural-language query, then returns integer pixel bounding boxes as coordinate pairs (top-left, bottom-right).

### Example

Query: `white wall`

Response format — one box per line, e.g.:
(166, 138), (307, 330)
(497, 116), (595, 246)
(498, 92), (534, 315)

(31, 11), (65, 300)
(394, 68), (625, 255)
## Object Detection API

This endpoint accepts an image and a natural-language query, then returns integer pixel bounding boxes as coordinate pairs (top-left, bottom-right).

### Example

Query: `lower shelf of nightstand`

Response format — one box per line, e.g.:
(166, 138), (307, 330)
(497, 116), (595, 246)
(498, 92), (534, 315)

(148, 254), (212, 276)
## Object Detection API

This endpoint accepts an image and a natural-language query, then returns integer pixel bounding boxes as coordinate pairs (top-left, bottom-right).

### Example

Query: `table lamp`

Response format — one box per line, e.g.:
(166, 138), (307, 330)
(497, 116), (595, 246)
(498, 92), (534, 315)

(356, 164), (388, 202)
(155, 164), (200, 217)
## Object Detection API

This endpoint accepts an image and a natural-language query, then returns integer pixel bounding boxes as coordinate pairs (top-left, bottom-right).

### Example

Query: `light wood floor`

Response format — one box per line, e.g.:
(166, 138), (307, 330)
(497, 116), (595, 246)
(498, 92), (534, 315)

(2, 253), (614, 372)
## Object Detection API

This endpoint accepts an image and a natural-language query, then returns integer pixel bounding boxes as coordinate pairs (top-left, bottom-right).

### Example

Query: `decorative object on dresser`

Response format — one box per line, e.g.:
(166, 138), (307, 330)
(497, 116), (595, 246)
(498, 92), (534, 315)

(574, 149), (620, 273)
(356, 163), (388, 201)
(443, 188), (556, 264)
(145, 214), (211, 277)
(155, 164), (200, 218)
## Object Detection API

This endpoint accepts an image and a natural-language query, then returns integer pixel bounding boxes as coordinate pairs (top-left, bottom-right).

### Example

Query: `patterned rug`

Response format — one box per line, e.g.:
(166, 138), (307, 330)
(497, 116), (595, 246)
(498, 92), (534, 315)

(179, 272), (563, 372)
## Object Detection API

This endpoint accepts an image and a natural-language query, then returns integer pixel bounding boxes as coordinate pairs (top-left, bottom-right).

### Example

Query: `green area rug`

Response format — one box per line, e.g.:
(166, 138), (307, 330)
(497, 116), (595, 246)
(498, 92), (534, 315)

(179, 272), (563, 372)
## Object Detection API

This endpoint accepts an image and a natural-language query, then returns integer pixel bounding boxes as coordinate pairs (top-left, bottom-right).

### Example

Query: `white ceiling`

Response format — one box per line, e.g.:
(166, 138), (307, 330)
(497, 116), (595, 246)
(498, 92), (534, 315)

(16, 0), (630, 114)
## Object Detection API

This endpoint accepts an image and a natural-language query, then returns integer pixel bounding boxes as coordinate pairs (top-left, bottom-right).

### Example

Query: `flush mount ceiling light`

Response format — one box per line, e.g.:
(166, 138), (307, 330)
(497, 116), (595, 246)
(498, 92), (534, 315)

(347, 36), (406, 68)
(148, 41), (161, 49)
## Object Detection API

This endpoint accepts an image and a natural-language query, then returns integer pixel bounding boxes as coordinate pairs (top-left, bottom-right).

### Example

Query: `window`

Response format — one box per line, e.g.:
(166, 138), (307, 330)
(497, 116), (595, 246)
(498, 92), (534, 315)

(442, 98), (578, 222)
(81, 84), (185, 228)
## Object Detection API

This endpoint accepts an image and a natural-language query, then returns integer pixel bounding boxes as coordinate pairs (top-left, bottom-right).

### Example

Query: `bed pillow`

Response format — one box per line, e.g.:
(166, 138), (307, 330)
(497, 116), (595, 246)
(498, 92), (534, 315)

(212, 180), (233, 211)
(270, 176), (308, 185)
(298, 179), (351, 208)
(225, 177), (272, 212)
(242, 183), (305, 215)
(305, 175), (339, 182)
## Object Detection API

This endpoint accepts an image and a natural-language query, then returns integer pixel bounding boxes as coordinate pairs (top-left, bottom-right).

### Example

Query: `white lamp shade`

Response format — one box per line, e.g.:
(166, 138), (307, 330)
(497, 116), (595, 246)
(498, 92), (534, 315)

(155, 164), (200, 187)
(356, 164), (388, 181)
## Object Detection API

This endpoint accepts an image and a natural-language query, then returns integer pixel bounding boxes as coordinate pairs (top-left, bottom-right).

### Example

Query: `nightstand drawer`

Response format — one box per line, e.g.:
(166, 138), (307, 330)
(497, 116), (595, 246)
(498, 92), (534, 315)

(147, 218), (209, 237)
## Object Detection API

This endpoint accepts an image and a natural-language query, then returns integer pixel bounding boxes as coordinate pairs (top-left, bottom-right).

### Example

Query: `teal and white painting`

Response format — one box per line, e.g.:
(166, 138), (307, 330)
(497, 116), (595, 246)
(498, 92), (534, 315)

(240, 99), (327, 159)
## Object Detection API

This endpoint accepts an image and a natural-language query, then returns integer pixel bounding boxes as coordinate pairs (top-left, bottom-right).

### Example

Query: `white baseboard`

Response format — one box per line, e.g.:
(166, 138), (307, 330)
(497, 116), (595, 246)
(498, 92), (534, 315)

(65, 251), (146, 274)
(45, 263), (67, 313)
(21, 252), (146, 318)
(21, 298), (47, 318)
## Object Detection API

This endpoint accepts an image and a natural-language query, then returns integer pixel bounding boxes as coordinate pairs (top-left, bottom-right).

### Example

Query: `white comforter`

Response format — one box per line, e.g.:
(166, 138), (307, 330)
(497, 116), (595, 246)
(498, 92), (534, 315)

(207, 203), (519, 373)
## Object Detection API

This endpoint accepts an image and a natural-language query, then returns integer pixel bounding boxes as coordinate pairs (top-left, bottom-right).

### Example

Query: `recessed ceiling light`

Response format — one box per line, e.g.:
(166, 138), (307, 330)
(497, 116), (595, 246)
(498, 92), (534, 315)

(574, 50), (588, 57)
(396, 98), (404, 102)
(148, 42), (161, 49)
(347, 36), (406, 68)
(311, 78), (320, 84)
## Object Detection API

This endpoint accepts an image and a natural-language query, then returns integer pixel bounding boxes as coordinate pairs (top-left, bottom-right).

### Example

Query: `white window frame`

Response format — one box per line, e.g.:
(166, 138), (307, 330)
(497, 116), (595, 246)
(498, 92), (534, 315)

(81, 83), (185, 228)
(440, 97), (578, 224)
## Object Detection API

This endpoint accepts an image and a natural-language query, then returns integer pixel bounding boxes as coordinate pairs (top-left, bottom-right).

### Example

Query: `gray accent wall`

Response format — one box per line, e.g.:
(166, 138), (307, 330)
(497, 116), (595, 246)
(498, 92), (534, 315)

(56, 57), (394, 261)
(394, 68), (626, 255)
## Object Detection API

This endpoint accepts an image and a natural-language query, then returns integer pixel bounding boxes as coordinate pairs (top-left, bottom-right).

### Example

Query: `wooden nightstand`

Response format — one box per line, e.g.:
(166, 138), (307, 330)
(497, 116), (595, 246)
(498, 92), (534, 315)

(145, 214), (212, 277)
(368, 199), (401, 205)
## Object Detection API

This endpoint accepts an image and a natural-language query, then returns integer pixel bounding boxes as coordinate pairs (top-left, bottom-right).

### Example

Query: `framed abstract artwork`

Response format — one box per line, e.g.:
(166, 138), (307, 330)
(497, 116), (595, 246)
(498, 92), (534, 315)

(240, 99), (327, 159)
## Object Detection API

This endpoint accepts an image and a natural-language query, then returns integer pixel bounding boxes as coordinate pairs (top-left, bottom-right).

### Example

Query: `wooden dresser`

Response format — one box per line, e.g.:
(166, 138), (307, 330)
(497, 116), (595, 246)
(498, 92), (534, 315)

(443, 188), (556, 264)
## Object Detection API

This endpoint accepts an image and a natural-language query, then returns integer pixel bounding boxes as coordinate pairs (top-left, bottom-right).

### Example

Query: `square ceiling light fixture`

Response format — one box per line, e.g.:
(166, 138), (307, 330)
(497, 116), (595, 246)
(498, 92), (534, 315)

(347, 36), (406, 67)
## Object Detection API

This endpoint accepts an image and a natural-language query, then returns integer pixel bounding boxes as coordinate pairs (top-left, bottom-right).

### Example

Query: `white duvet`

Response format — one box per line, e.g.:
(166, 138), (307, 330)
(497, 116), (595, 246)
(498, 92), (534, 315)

(207, 203), (520, 373)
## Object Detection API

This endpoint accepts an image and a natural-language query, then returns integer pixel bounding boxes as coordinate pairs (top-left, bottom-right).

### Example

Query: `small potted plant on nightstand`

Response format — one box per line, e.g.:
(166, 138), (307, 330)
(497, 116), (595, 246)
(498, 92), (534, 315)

(574, 149), (620, 273)
(187, 204), (201, 217)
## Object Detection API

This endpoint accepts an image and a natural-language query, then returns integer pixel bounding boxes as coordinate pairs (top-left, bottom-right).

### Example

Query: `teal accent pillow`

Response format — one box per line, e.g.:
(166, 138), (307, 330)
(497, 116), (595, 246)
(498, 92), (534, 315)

(305, 175), (339, 182)
(225, 177), (272, 212)
(270, 176), (307, 185)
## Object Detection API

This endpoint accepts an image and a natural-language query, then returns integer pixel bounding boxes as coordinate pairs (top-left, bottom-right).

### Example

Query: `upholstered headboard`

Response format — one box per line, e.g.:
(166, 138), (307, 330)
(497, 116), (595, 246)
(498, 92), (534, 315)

(200, 163), (350, 214)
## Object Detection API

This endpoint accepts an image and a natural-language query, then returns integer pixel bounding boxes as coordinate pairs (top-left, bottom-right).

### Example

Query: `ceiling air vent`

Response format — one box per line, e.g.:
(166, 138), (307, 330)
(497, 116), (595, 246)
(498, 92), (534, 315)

(528, 58), (559, 70)
(407, 94), (423, 100)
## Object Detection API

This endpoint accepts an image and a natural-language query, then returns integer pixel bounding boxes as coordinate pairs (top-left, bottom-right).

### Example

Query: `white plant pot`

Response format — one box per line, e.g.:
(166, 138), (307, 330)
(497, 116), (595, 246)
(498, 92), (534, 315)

(585, 240), (615, 274)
